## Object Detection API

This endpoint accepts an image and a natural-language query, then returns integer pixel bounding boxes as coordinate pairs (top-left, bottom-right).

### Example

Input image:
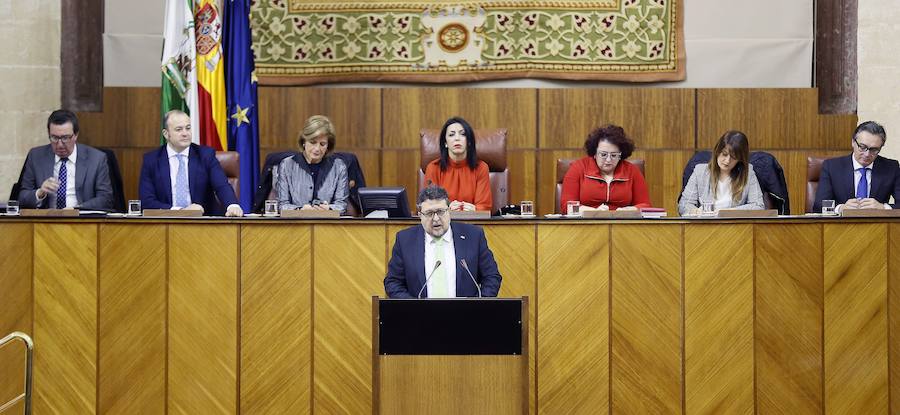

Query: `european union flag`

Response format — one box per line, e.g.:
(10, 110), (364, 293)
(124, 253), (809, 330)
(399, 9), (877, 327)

(224, 0), (259, 211)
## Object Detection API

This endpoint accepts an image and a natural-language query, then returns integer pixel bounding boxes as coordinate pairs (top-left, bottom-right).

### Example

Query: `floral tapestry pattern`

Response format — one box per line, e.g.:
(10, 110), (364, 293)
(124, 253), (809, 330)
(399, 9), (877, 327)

(252, 0), (683, 84)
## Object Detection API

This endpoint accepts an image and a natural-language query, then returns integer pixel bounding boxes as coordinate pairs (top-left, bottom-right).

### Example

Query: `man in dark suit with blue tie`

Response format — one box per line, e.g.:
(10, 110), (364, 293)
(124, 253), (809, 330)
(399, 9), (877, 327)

(814, 121), (900, 213)
(384, 186), (502, 298)
(138, 110), (243, 216)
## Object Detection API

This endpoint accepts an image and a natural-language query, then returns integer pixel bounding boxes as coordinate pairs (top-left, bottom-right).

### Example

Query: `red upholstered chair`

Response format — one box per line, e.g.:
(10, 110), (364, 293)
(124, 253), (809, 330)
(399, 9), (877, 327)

(417, 128), (508, 213)
(806, 156), (829, 213)
(555, 158), (645, 213)
(215, 151), (240, 198)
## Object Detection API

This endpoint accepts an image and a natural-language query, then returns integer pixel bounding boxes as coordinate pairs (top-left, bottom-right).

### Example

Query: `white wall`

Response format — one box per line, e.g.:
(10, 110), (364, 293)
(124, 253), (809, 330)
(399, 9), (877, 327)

(103, 0), (814, 88)
(858, 0), (900, 161)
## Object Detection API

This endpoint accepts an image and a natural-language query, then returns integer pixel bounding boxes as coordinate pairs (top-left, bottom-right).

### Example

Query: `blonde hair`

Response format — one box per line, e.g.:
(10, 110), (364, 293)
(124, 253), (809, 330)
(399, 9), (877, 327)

(298, 115), (336, 153)
(708, 130), (750, 202)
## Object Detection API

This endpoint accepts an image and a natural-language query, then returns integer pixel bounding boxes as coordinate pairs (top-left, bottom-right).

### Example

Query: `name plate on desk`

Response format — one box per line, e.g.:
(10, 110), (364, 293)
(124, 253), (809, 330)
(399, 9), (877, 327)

(19, 209), (79, 217)
(716, 209), (778, 218)
(281, 209), (341, 218)
(142, 209), (203, 217)
(581, 209), (642, 219)
(841, 208), (900, 217)
(450, 211), (491, 220)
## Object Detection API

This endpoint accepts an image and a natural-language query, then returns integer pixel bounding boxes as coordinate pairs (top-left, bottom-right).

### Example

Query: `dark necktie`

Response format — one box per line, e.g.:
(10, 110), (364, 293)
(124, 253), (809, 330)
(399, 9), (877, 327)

(856, 167), (869, 199)
(56, 158), (68, 209)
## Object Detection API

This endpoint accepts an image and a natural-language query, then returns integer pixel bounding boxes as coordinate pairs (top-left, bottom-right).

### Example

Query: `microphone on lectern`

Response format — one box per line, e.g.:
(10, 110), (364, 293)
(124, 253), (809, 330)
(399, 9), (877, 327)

(460, 259), (482, 298)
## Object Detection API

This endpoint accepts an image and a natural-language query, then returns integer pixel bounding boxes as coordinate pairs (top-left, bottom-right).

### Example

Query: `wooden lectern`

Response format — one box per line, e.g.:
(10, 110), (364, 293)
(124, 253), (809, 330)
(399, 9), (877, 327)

(372, 297), (528, 415)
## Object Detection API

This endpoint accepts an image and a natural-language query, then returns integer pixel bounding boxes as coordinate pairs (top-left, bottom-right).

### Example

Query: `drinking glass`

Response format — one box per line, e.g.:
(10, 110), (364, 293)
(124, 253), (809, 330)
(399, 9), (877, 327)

(699, 197), (715, 216)
(264, 200), (279, 216)
(566, 201), (581, 216)
(127, 200), (142, 216)
(6, 200), (19, 215)
(520, 200), (534, 216)
(821, 199), (836, 215)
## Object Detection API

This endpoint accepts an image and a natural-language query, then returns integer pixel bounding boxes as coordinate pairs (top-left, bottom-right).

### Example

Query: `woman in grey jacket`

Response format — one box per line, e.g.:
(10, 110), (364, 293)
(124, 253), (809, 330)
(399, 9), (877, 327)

(276, 115), (349, 213)
(678, 130), (765, 216)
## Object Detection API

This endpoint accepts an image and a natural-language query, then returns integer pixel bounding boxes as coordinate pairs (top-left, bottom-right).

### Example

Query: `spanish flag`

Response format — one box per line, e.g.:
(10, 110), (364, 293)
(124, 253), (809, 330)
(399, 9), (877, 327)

(194, 0), (227, 151)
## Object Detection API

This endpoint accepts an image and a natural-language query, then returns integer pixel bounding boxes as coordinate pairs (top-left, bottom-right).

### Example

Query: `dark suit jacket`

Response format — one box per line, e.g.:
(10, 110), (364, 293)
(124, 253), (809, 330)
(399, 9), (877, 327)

(139, 144), (239, 215)
(384, 222), (502, 298)
(17, 143), (113, 210)
(813, 154), (900, 212)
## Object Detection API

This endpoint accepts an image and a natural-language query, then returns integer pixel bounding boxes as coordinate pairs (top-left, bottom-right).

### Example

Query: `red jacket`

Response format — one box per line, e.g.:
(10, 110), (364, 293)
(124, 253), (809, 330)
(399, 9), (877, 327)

(560, 157), (651, 211)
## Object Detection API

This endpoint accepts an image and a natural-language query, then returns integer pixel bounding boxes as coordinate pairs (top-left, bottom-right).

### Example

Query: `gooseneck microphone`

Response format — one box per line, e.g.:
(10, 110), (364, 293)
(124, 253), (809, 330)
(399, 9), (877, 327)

(417, 260), (442, 299)
(459, 259), (482, 298)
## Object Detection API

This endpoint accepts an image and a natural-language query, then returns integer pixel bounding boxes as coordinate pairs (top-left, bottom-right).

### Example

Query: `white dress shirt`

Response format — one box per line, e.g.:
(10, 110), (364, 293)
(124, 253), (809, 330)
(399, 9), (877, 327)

(37, 145), (78, 207)
(167, 144), (192, 208)
(713, 178), (732, 210)
(423, 227), (457, 298)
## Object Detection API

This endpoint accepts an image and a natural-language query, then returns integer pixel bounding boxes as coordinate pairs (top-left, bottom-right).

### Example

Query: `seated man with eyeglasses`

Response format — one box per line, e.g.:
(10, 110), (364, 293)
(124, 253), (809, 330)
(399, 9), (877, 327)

(17, 109), (113, 210)
(384, 185), (502, 298)
(814, 121), (900, 213)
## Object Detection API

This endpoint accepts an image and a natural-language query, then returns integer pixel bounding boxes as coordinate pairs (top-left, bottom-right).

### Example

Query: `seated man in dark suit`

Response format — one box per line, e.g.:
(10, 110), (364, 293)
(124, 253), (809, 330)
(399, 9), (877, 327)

(384, 185), (502, 298)
(814, 121), (900, 213)
(139, 110), (243, 216)
(18, 109), (113, 210)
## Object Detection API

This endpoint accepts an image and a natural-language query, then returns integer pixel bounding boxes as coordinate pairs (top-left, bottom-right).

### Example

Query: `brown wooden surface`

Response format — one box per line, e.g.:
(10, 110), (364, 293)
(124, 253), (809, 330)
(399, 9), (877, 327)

(98, 224), (166, 414)
(0, 224), (32, 409)
(377, 355), (525, 415)
(891, 223), (900, 415)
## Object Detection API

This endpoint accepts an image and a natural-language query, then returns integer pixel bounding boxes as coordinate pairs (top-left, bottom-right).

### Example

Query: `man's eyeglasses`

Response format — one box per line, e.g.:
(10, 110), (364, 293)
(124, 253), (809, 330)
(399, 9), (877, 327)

(596, 151), (622, 160)
(49, 135), (74, 143)
(419, 208), (449, 218)
(854, 139), (882, 155)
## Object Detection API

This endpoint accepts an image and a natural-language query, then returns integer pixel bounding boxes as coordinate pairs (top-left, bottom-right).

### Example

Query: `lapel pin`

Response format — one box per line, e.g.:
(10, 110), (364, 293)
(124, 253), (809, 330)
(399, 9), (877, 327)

(460, 235), (466, 240)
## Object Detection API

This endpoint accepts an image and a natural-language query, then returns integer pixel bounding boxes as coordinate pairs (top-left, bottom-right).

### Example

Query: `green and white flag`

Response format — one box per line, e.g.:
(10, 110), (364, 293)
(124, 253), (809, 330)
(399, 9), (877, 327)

(160, 0), (199, 144)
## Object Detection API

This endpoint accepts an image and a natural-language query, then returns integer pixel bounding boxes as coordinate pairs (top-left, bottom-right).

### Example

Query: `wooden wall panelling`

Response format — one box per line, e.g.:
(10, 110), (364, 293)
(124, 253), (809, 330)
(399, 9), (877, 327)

(765, 150), (847, 215)
(313, 224), (386, 414)
(506, 149), (537, 207)
(381, 149), (421, 208)
(754, 224), (822, 414)
(0, 224), (32, 410)
(696, 89), (818, 150)
(815, 114), (858, 150)
(483, 225), (536, 414)
(33, 223), (98, 414)
(241, 225), (312, 414)
(168, 225), (238, 415)
(684, 224), (754, 415)
(257, 88), (382, 150)
(78, 87), (162, 148)
(536, 149), (583, 215)
(382, 88), (538, 149)
(891, 223), (900, 415)
(98, 224), (166, 414)
(823, 223), (888, 414)
(111, 147), (156, 201)
(610, 224), (682, 414)
(538, 88), (695, 150)
(537, 224), (609, 414)
(632, 150), (694, 215)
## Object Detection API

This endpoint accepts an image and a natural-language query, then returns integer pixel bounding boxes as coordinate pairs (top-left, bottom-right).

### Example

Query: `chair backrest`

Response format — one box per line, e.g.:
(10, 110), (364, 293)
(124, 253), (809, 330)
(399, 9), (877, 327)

(806, 156), (829, 213)
(555, 158), (644, 213)
(418, 128), (508, 212)
(215, 151), (240, 198)
(98, 148), (127, 213)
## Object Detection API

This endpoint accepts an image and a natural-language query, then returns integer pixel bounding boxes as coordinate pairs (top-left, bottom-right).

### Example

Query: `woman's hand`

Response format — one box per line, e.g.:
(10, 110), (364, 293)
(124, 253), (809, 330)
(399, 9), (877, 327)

(449, 200), (464, 211)
(460, 201), (476, 211)
(684, 206), (701, 216)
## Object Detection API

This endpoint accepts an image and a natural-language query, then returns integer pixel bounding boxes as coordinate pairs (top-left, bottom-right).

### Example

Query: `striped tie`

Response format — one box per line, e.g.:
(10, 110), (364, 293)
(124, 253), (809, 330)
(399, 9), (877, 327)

(174, 154), (190, 208)
(56, 158), (68, 209)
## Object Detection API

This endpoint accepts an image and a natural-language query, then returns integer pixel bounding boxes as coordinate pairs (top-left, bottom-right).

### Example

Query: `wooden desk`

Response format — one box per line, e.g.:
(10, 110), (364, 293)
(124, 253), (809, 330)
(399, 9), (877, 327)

(0, 217), (897, 414)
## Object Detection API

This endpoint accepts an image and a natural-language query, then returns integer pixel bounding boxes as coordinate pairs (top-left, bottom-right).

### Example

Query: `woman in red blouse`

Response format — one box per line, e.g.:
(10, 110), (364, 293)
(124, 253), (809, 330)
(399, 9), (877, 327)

(424, 117), (493, 212)
(560, 124), (651, 212)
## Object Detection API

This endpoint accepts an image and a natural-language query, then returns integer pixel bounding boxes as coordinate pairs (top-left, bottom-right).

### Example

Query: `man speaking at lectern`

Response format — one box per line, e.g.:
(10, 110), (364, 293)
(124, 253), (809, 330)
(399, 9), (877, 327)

(384, 186), (502, 298)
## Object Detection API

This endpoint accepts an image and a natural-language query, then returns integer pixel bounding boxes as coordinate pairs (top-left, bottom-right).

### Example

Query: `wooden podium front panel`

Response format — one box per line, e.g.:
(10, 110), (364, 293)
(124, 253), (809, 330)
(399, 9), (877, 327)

(684, 224), (754, 415)
(890, 224), (900, 415)
(168, 225), (239, 415)
(33, 223), (98, 414)
(377, 355), (524, 415)
(0, 223), (31, 411)
(755, 224), (822, 414)
(98, 224), (166, 414)
(537, 224), (609, 415)
(241, 225), (312, 414)
(314, 225), (386, 414)
(823, 223), (888, 414)
(611, 224), (682, 414)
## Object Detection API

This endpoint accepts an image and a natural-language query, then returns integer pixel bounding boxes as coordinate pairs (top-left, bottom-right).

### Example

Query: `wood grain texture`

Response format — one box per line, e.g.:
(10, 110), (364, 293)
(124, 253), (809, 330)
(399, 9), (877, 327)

(891, 223), (900, 415)
(240, 225), (312, 415)
(0, 223), (32, 408)
(823, 223), (888, 414)
(33, 223), (98, 414)
(537, 224), (609, 415)
(382, 88), (537, 149)
(765, 150), (847, 215)
(484, 224), (536, 414)
(381, 149), (421, 208)
(77, 87), (161, 148)
(755, 224), (822, 414)
(168, 225), (238, 415)
(632, 150), (694, 215)
(538, 88), (695, 149)
(684, 224), (754, 415)
(697, 89), (818, 150)
(507, 149), (537, 207)
(313, 224), (386, 414)
(378, 355), (525, 415)
(536, 149), (583, 215)
(611, 224), (682, 414)
(98, 224), (166, 415)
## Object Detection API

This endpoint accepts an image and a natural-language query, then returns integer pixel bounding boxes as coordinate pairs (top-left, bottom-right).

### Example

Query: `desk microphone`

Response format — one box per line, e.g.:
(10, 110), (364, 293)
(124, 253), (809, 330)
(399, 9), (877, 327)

(460, 259), (482, 298)
(417, 260), (442, 299)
